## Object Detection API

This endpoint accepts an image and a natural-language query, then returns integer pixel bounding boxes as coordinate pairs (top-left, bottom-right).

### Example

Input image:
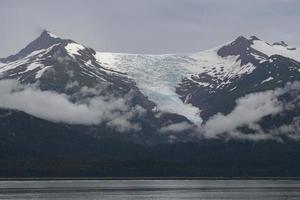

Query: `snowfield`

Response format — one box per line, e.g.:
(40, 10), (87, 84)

(252, 40), (300, 62)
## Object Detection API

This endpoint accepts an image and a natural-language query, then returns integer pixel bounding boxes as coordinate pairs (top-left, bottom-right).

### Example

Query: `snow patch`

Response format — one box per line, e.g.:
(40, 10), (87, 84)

(188, 50), (256, 81)
(0, 59), (29, 74)
(24, 62), (41, 73)
(35, 66), (52, 79)
(65, 43), (85, 58)
(48, 32), (59, 39)
(261, 77), (274, 84)
(229, 86), (237, 91)
(0, 44), (58, 76)
(252, 40), (300, 62)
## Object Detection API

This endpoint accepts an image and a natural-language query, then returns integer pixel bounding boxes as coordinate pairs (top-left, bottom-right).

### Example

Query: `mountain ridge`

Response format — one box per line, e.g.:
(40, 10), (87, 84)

(0, 30), (299, 177)
(0, 30), (299, 143)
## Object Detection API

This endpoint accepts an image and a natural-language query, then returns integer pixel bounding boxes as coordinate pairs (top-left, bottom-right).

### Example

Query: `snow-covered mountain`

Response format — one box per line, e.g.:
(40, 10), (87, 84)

(0, 31), (299, 143)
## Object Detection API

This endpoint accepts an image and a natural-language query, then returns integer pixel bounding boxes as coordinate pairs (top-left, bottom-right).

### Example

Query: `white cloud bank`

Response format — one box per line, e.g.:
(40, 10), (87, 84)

(0, 79), (143, 132)
(201, 81), (300, 140)
(202, 89), (283, 138)
(0, 79), (299, 141)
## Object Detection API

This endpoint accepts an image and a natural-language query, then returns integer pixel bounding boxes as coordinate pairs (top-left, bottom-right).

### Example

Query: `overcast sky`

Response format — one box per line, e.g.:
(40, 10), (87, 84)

(0, 0), (299, 57)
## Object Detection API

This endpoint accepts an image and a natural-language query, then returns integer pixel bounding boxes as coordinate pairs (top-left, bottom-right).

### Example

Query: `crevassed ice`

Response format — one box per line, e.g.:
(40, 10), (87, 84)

(95, 49), (257, 124)
(96, 52), (203, 123)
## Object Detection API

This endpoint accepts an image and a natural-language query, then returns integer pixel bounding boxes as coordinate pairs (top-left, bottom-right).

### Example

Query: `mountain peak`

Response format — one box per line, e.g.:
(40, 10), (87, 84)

(40, 30), (60, 39)
(1, 30), (63, 62)
(233, 35), (260, 43)
(217, 35), (254, 58)
(232, 35), (250, 43)
(216, 35), (267, 65)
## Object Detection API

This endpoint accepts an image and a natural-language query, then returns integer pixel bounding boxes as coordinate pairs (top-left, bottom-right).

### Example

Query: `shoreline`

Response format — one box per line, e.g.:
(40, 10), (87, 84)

(1, 177), (300, 181)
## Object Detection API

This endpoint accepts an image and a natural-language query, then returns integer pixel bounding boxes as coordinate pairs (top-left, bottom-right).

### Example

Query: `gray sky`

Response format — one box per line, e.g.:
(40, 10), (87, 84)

(0, 0), (299, 57)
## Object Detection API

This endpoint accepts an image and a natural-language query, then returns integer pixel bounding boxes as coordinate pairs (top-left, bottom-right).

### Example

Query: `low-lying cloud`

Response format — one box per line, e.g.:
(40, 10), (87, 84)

(201, 81), (300, 141)
(0, 79), (143, 132)
(202, 89), (283, 138)
(0, 79), (299, 141)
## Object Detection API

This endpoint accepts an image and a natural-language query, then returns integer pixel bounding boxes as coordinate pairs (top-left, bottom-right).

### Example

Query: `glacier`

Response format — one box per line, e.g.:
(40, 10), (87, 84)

(94, 49), (251, 124)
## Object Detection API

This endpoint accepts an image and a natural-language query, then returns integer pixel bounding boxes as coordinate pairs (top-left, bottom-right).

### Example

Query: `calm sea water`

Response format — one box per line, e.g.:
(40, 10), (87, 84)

(0, 180), (299, 199)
